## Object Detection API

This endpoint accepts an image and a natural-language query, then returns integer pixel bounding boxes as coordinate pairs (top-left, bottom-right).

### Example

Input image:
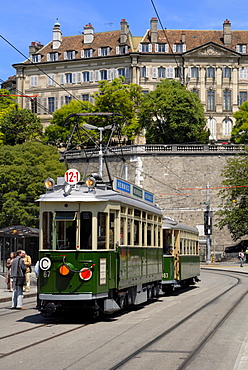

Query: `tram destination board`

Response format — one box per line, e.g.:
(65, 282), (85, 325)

(113, 177), (155, 205)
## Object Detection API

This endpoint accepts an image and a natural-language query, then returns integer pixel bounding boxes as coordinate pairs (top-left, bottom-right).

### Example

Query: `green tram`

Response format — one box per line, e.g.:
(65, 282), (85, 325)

(38, 172), (164, 316)
(161, 217), (200, 291)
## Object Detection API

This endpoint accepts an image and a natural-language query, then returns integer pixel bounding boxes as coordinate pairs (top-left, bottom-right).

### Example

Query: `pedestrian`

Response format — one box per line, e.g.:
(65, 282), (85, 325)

(5, 252), (15, 291)
(10, 250), (26, 310)
(245, 247), (248, 263)
(239, 250), (245, 267)
(23, 251), (32, 292)
(34, 260), (41, 310)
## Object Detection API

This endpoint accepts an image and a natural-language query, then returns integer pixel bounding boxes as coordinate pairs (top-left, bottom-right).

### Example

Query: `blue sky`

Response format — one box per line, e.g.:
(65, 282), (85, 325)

(1, 0), (248, 82)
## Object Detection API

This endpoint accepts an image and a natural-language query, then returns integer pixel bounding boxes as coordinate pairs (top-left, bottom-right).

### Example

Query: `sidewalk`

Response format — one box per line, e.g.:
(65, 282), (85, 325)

(0, 274), (37, 303)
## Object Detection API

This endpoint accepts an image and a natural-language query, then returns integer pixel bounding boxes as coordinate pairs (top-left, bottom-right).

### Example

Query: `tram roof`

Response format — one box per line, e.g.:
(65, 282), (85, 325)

(162, 217), (199, 234)
(38, 185), (163, 215)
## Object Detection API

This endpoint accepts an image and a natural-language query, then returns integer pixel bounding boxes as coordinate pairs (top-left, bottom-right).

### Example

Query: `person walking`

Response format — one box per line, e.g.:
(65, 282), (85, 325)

(239, 250), (245, 267)
(10, 250), (26, 309)
(23, 251), (32, 292)
(5, 252), (15, 291)
(245, 247), (248, 263)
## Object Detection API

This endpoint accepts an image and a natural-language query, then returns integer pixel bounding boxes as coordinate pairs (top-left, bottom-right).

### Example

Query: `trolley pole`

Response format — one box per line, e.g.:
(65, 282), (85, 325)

(204, 183), (212, 264)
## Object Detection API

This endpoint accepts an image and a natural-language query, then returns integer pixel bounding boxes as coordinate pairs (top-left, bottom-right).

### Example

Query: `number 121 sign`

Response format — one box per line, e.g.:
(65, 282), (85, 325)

(64, 169), (80, 185)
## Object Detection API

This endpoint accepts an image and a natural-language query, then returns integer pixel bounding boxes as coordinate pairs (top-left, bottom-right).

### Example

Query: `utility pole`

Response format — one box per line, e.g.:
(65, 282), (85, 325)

(204, 183), (212, 264)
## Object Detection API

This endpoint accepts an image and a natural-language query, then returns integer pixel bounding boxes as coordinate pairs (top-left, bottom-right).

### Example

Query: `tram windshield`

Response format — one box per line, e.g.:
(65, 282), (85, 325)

(55, 211), (76, 250)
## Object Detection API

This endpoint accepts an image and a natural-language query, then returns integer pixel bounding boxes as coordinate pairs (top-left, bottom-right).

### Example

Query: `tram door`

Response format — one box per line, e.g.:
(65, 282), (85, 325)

(174, 230), (180, 280)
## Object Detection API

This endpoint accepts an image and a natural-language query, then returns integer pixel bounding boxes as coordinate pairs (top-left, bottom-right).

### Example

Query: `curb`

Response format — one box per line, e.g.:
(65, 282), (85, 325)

(0, 292), (37, 303)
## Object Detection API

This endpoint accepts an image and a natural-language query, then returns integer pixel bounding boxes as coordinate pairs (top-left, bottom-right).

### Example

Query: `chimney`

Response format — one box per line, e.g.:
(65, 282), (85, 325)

(120, 19), (128, 44)
(29, 41), (44, 56)
(53, 20), (62, 49)
(150, 17), (158, 43)
(223, 19), (231, 45)
(181, 32), (186, 43)
(84, 23), (94, 44)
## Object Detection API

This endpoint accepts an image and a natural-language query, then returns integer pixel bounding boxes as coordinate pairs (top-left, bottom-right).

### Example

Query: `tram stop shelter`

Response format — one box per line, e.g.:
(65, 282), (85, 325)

(0, 225), (39, 273)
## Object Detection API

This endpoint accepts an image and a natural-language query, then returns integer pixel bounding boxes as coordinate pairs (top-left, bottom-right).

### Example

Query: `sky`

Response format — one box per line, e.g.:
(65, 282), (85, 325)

(1, 0), (248, 82)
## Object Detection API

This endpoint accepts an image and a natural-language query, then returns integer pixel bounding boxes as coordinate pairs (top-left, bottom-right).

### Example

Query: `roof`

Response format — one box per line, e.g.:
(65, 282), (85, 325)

(0, 225), (39, 237)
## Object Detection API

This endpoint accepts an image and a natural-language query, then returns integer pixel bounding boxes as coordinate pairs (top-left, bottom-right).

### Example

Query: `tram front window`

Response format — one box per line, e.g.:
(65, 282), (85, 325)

(54, 211), (76, 250)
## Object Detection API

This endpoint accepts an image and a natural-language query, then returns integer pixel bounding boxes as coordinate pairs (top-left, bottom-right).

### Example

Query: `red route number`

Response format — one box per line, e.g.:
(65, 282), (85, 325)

(64, 169), (80, 185)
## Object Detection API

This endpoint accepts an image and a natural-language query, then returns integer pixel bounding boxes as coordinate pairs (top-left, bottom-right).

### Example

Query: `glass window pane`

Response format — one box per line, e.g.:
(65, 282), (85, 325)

(80, 212), (92, 249)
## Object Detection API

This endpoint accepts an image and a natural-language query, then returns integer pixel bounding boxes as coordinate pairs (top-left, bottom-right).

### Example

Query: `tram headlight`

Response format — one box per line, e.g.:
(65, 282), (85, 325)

(85, 176), (96, 189)
(44, 177), (55, 190)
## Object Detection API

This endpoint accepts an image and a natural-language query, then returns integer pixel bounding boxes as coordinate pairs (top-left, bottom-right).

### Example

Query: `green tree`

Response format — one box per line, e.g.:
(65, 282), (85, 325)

(0, 142), (66, 228)
(231, 101), (248, 143)
(93, 77), (143, 140)
(0, 107), (43, 145)
(139, 79), (209, 144)
(44, 100), (94, 147)
(216, 153), (248, 240)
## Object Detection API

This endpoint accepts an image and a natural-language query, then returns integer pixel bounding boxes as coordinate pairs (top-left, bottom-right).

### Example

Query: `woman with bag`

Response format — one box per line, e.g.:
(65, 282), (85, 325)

(10, 250), (26, 310)
(5, 252), (15, 291)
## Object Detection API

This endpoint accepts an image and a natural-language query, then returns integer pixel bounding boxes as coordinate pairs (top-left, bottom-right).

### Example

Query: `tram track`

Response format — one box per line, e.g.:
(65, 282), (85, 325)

(109, 270), (248, 370)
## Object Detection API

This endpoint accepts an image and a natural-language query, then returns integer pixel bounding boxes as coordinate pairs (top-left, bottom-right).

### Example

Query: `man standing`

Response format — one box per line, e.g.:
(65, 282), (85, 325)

(10, 250), (26, 309)
(23, 251), (32, 292)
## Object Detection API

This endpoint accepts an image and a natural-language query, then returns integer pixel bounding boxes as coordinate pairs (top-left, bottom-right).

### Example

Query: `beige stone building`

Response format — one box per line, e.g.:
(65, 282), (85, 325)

(13, 18), (248, 139)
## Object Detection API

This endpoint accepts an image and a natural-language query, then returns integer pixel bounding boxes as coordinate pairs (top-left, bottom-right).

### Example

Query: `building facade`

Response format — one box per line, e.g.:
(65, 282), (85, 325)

(13, 18), (248, 138)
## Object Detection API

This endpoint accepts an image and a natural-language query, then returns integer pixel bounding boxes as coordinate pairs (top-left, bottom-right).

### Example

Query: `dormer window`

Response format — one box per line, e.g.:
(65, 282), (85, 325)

(81, 49), (93, 58)
(98, 47), (110, 56)
(64, 50), (76, 60)
(32, 54), (41, 63)
(236, 44), (247, 53)
(116, 45), (129, 54)
(138, 44), (152, 52)
(47, 52), (58, 61)
(173, 43), (186, 53)
(155, 43), (169, 53)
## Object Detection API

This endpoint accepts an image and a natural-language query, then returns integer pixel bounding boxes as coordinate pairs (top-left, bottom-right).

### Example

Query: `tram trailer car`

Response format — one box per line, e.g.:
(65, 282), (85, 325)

(162, 218), (200, 292)
(38, 172), (163, 316)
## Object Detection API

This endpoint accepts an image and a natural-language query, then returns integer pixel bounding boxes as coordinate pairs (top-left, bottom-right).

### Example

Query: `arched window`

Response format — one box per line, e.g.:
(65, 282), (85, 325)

(207, 117), (217, 140)
(223, 118), (233, 136)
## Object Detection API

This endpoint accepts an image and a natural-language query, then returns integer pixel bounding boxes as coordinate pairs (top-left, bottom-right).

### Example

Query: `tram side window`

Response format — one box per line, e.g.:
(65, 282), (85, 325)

(54, 211), (77, 250)
(42, 212), (53, 249)
(80, 212), (92, 249)
(109, 212), (115, 249)
(134, 220), (140, 245)
(147, 223), (152, 246)
(98, 212), (107, 249)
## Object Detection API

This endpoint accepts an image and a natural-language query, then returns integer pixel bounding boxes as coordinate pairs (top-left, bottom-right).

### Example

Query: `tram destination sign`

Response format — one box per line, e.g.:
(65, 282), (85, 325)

(113, 177), (155, 205)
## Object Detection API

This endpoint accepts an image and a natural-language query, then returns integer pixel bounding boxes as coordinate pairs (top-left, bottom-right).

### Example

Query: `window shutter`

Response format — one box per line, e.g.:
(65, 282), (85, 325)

(107, 47), (110, 55)
(61, 96), (64, 107)
(107, 69), (112, 80)
(60, 74), (64, 84)
(183, 44), (186, 52)
(138, 44), (142, 52)
(95, 70), (99, 81)
(72, 51), (76, 59)
(112, 69), (117, 79)
(165, 44), (169, 53)
(47, 53), (50, 62)
(125, 67), (130, 78)
(81, 50), (84, 58)
(72, 73), (76, 83)
(166, 67), (174, 78)
(64, 52), (68, 60)
(236, 45), (240, 52)
(89, 71), (94, 82)
(43, 98), (47, 113)
(244, 68), (248, 79)
(173, 44), (176, 52)
(55, 97), (58, 111)
(55, 53), (58, 61)
(98, 48), (101, 56)
(38, 55), (41, 62)
(242, 45), (247, 53)
(116, 46), (120, 54)
(125, 45), (129, 53)
(37, 98), (41, 114)
(90, 49), (93, 57)
(155, 44), (158, 52)
(145, 66), (150, 78)
(188, 67), (191, 78)
(148, 44), (152, 52)
(77, 72), (81, 83)
(152, 67), (157, 79)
